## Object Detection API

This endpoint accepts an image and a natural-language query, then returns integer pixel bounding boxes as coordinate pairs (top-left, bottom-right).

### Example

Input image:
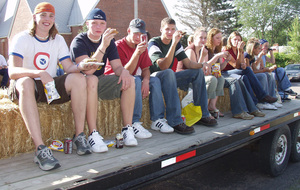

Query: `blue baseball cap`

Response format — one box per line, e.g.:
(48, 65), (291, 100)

(259, 39), (268, 45)
(86, 8), (106, 21)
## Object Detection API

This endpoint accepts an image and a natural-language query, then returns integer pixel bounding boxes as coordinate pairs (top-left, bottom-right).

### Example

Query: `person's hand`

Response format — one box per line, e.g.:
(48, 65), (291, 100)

(118, 69), (133, 91)
(241, 62), (247, 70)
(39, 70), (54, 85)
(237, 41), (245, 52)
(141, 79), (150, 99)
(0, 66), (2, 70)
(217, 51), (229, 59)
(78, 59), (101, 71)
(135, 41), (148, 56)
(213, 72), (220, 78)
(172, 30), (183, 45)
(98, 28), (118, 51)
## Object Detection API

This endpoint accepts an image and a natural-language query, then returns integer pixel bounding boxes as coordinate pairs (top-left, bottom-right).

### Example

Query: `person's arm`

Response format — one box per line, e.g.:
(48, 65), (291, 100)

(8, 55), (53, 84)
(156, 31), (182, 70)
(141, 68), (150, 99)
(184, 49), (203, 69)
(265, 50), (275, 64)
(74, 29), (118, 75)
(110, 59), (133, 91)
(123, 41), (147, 75)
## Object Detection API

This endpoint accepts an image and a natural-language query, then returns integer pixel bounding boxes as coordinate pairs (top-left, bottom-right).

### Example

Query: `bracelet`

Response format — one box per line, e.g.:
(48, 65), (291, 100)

(98, 49), (105, 54)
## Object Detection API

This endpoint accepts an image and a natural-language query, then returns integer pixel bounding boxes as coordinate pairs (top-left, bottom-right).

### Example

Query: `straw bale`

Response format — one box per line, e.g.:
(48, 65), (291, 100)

(0, 87), (231, 159)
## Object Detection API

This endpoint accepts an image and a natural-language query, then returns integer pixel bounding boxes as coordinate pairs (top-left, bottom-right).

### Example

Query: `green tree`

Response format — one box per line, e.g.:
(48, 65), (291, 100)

(175, 0), (240, 36)
(288, 16), (300, 54)
(234, 0), (300, 45)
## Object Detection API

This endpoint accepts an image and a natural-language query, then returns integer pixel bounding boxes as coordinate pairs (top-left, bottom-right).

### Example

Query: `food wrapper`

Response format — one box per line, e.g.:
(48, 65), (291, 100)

(44, 81), (61, 104)
(212, 63), (221, 77)
(104, 140), (115, 148)
(48, 140), (64, 152)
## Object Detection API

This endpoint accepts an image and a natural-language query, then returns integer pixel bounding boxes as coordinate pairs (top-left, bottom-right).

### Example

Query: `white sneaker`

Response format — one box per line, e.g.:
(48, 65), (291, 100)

(132, 122), (152, 139)
(122, 125), (138, 146)
(262, 103), (278, 110)
(272, 102), (283, 108)
(88, 130), (108, 153)
(151, 118), (174, 133)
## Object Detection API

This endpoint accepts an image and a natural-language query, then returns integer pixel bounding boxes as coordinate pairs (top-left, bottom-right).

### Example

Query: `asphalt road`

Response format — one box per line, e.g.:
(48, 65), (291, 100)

(141, 82), (300, 190)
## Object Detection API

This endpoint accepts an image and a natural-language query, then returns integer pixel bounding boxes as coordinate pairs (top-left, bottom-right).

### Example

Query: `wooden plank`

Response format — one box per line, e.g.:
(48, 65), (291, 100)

(1, 100), (300, 189)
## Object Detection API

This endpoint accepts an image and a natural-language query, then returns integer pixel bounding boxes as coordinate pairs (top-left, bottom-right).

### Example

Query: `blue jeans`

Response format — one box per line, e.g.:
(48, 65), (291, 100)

(175, 69), (210, 118)
(224, 67), (267, 102)
(0, 68), (9, 87)
(255, 73), (276, 98)
(135, 69), (183, 127)
(274, 67), (291, 98)
(223, 77), (258, 115)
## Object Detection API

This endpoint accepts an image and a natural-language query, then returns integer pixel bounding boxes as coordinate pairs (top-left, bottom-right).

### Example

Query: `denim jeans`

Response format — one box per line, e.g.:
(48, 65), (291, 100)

(223, 77), (258, 115)
(224, 67), (267, 102)
(274, 67), (291, 98)
(0, 68), (9, 87)
(174, 69), (210, 118)
(255, 73), (276, 98)
(133, 69), (183, 127)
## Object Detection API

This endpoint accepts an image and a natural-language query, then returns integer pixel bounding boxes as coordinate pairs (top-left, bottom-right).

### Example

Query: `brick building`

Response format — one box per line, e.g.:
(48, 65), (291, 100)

(0, 0), (170, 60)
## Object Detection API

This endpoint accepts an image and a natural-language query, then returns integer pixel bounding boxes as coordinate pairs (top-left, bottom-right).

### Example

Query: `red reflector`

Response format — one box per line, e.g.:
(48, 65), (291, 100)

(176, 150), (196, 162)
(260, 124), (270, 131)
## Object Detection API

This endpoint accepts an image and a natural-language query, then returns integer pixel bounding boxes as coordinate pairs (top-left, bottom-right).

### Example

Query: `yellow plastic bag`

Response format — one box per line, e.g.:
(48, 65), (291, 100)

(182, 103), (202, 126)
(181, 89), (202, 126)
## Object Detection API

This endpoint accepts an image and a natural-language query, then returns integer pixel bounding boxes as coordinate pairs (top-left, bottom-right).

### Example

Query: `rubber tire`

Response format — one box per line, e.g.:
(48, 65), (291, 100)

(290, 122), (300, 162)
(259, 125), (291, 177)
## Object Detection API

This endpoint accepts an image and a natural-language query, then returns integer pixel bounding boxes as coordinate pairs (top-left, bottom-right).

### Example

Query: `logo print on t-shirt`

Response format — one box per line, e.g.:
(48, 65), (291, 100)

(34, 52), (50, 70)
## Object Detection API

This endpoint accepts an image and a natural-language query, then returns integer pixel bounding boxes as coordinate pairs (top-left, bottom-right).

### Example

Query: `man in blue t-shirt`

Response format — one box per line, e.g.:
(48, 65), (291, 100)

(70, 8), (138, 150)
(148, 17), (217, 127)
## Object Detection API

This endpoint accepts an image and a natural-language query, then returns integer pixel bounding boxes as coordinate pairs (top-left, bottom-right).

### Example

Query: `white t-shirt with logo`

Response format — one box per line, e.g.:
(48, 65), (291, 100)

(9, 31), (70, 78)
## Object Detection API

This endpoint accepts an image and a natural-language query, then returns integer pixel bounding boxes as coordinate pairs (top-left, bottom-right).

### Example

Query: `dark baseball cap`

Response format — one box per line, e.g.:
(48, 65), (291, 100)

(129, 18), (146, 34)
(86, 8), (106, 21)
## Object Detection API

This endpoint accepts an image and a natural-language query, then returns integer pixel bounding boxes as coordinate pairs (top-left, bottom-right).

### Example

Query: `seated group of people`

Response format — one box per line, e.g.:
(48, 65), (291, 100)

(7, 2), (296, 171)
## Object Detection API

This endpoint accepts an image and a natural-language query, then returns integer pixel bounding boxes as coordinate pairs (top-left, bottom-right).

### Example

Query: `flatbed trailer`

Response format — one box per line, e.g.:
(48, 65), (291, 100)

(1, 100), (300, 190)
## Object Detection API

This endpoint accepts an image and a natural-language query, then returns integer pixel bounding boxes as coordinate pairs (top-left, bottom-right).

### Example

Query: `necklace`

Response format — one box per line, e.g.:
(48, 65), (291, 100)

(87, 34), (101, 43)
(35, 33), (49, 40)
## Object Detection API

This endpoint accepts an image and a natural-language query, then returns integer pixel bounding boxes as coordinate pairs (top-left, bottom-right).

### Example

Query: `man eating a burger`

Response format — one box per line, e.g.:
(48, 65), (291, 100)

(70, 8), (137, 151)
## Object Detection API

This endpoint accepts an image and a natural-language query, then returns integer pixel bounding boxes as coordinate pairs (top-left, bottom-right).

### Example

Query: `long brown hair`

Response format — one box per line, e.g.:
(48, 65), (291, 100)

(28, 18), (58, 39)
(226, 31), (243, 50)
(206, 28), (222, 54)
(246, 38), (260, 62)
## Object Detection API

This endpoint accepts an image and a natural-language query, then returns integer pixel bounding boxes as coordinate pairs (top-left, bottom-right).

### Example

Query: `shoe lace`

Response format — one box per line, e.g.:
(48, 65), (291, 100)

(158, 118), (167, 124)
(39, 148), (54, 161)
(77, 135), (89, 147)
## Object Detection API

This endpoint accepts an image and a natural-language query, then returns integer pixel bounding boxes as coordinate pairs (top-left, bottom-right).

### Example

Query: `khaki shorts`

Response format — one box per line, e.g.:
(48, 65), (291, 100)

(10, 74), (70, 104)
(98, 75), (122, 100)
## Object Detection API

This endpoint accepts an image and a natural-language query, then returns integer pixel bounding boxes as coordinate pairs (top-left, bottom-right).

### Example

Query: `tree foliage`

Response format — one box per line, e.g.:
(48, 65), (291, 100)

(234, 0), (300, 45)
(288, 16), (300, 54)
(174, 0), (240, 36)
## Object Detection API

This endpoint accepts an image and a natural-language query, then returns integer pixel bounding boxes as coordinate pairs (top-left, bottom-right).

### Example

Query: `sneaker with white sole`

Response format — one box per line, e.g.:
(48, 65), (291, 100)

(151, 118), (174, 133)
(88, 130), (108, 153)
(34, 145), (61, 171)
(257, 103), (277, 110)
(272, 102), (283, 108)
(122, 125), (138, 146)
(73, 132), (92, 155)
(132, 122), (152, 139)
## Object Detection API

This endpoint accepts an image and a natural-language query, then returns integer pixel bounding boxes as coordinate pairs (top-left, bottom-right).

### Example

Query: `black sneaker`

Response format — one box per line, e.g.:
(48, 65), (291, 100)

(196, 117), (218, 127)
(34, 145), (61, 171)
(173, 123), (195, 135)
(73, 132), (92, 155)
(285, 89), (297, 96)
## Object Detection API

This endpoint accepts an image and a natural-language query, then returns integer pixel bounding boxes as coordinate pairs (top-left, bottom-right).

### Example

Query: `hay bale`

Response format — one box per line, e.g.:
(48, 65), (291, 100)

(0, 87), (231, 159)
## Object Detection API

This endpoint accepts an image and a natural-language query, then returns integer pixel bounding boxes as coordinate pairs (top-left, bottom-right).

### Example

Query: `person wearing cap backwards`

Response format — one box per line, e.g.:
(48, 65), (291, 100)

(259, 39), (297, 100)
(70, 9), (137, 148)
(148, 17), (218, 127)
(105, 18), (189, 135)
(8, 2), (94, 171)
